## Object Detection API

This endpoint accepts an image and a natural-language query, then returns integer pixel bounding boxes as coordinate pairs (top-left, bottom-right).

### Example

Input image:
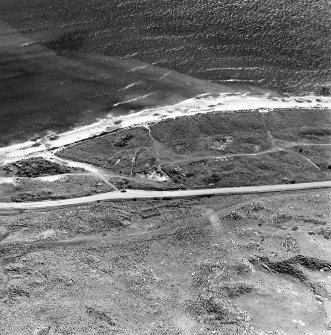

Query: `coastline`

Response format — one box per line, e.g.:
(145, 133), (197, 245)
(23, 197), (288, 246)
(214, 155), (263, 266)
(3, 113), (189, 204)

(0, 92), (330, 165)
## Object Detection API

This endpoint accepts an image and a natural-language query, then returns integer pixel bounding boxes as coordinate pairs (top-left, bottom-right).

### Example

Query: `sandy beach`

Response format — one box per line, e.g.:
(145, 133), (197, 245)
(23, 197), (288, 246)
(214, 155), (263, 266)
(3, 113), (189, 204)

(0, 92), (330, 166)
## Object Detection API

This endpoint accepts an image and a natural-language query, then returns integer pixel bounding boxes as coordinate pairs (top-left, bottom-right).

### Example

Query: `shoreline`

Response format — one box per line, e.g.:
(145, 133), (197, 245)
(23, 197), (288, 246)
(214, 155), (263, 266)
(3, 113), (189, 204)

(0, 92), (330, 165)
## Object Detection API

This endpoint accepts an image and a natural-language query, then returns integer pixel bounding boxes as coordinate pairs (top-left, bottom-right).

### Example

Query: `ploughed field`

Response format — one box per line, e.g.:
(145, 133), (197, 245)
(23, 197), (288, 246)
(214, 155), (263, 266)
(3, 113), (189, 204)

(0, 189), (330, 334)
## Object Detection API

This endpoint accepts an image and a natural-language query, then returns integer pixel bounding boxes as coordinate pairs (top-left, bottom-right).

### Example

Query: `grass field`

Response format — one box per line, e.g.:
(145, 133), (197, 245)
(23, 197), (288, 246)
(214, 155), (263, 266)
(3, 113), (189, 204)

(56, 108), (331, 191)
(150, 110), (273, 157)
(162, 150), (329, 189)
(263, 109), (331, 143)
(58, 127), (156, 175)
(0, 175), (114, 202)
(59, 110), (274, 171)
(0, 157), (78, 178)
(292, 145), (331, 173)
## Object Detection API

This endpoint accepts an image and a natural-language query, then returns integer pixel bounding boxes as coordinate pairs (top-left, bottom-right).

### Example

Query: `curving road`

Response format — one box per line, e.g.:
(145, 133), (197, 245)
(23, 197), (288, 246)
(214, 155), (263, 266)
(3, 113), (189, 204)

(0, 181), (330, 210)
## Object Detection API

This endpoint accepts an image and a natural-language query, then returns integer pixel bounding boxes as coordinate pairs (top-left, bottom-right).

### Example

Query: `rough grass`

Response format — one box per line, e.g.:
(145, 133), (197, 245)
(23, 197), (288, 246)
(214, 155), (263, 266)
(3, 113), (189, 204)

(263, 109), (331, 143)
(57, 109), (331, 189)
(0, 175), (114, 203)
(0, 190), (330, 334)
(58, 127), (153, 171)
(0, 158), (75, 178)
(58, 110), (274, 175)
(58, 111), (274, 175)
(150, 111), (272, 156)
(291, 145), (331, 172)
(163, 150), (329, 189)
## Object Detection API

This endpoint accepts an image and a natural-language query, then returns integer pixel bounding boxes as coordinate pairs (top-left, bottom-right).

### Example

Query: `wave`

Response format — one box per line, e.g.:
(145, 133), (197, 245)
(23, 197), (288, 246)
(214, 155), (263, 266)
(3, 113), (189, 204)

(0, 20), (278, 147)
(0, 92), (330, 165)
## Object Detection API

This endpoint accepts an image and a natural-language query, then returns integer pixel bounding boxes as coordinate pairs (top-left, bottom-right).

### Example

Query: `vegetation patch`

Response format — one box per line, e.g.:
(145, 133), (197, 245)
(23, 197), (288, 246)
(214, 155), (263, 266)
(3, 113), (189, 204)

(188, 261), (252, 328)
(0, 158), (76, 178)
(162, 150), (329, 189)
(0, 175), (114, 203)
(58, 127), (155, 174)
(292, 145), (331, 172)
(56, 109), (331, 192)
(263, 109), (331, 143)
(249, 255), (331, 281)
(150, 110), (272, 156)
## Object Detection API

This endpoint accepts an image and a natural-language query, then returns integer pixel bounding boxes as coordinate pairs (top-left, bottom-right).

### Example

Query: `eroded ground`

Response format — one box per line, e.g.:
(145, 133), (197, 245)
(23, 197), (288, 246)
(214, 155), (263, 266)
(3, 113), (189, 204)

(0, 189), (330, 334)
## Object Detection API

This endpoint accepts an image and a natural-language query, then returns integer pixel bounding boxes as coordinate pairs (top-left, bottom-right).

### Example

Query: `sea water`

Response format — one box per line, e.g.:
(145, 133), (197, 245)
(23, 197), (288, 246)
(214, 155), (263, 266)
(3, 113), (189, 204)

(0, 0), (329, 146)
